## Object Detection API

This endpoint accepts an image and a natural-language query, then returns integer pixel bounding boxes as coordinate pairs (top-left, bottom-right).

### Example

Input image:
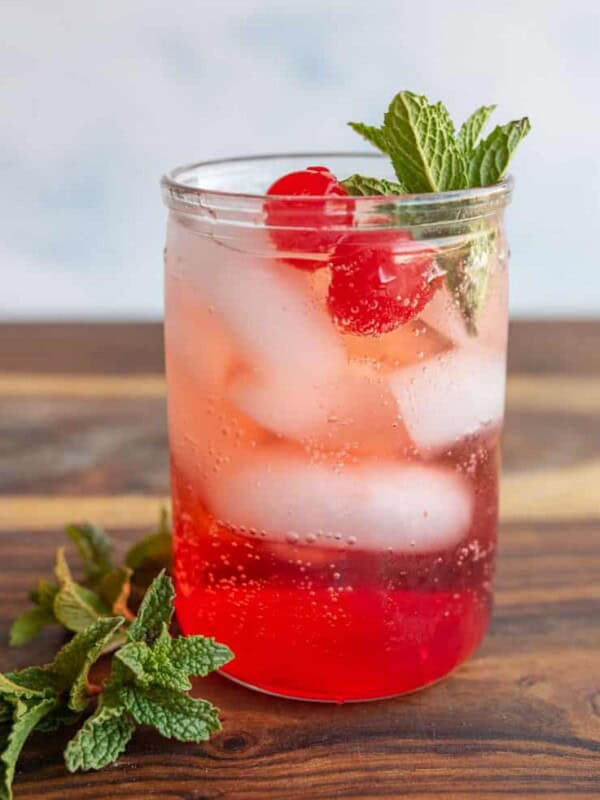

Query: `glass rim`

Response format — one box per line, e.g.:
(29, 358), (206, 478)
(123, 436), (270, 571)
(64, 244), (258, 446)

(161, 152), (512, 228)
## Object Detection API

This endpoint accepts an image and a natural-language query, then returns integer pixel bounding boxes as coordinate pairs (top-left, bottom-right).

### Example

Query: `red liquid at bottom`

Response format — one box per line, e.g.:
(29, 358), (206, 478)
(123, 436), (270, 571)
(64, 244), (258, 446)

(172, 443), (497, 702)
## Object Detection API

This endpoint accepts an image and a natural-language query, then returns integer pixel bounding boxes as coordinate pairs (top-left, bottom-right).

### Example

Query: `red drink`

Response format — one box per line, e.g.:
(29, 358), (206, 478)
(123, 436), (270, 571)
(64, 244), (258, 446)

(162, 155), (509, 702)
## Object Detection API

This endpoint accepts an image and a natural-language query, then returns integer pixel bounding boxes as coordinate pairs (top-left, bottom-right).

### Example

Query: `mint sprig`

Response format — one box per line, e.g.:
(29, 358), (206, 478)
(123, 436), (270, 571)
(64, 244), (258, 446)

(456, 104), (496, 155)
(341, 174), (406, 196)
(345, 90), (530, 193)
(1, 566), (233, 799)
(0, 616), (126, 800)
(467, 117), (531, 187)
(9, 511), (172, 647)
(348, 121), (389, 154)
(63, 571), (231, 771)
(382, 92), (467, 192)
(342, 90), (530, 334)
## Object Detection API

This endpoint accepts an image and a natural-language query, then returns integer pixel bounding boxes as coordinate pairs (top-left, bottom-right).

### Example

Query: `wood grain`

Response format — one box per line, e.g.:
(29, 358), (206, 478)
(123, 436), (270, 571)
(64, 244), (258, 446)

(0, 323), (165, 374)
(2, 320), (599, 375)
(1, 372), (600, 413)
(1, 322), (599, 799)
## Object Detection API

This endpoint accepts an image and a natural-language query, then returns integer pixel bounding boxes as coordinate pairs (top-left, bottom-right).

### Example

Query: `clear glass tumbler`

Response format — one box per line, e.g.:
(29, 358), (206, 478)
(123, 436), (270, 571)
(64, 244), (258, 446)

(161, 154), (510, 702)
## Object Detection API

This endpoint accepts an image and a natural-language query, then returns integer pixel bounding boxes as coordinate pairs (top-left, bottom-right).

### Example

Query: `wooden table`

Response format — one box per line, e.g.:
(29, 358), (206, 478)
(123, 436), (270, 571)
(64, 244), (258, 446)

(1, 321), (599, 799)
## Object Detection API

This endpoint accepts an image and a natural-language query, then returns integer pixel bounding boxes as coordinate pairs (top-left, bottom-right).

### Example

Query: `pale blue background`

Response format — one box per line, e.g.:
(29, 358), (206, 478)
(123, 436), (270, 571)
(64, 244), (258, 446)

(2, 0), (599, 318)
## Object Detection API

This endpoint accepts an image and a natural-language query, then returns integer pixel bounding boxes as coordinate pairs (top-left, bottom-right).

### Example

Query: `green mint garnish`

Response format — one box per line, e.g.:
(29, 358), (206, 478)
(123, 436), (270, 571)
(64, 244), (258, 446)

(65, 523), (114, 582)
(381, 92), (467, 192)
(345, 90), (530, 193)
(1, 696), (58, 800)
(437, 222), (497, 336)
(466, 116), (531, 187)
(343, 89), (530, 334)
(2, 514), (230, 800)
(63, 693), (135, 773)
(348, 121), (389, 154)
(341, 174), (406, 196)
(1, 617), (126, 799)
(9, 511), (172, 647)
(456, 104), (497, 155)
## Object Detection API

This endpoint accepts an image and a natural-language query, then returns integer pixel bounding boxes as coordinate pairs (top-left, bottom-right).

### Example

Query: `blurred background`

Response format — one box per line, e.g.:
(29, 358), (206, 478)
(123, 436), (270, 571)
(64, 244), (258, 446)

(1, 0), (598, 319)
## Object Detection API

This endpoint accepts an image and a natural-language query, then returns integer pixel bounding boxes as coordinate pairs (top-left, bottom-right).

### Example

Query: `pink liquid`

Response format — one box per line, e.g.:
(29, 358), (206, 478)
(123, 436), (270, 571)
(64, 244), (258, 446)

(165, 215), (507, 701)
(173, 433), (498, 702)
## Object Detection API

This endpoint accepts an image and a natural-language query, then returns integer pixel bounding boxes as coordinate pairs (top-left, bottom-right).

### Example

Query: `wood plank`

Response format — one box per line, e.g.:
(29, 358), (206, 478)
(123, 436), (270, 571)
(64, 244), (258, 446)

(0, 323), (164, 375)
(0, 373), (166, 397)
(508, 319), (600, 375)
(1, 373), (600, 415)
(0, 396), (168, 495)
(2, 321), (600, 376)
(1, 522), (599, 799)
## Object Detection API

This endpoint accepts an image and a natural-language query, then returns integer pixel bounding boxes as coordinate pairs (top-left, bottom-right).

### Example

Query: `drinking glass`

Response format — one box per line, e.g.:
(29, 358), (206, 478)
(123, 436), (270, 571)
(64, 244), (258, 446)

(161, 154), (510, 702)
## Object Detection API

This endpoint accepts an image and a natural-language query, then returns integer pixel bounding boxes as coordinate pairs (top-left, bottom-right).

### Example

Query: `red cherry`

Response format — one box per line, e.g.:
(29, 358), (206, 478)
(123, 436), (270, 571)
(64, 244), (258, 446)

(265, 166), (352, 271)
(327, 230), (441, 336)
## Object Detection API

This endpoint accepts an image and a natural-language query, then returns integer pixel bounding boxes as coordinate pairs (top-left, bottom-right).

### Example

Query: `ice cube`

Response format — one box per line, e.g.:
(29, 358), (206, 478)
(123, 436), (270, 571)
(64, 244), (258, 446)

(165, 275), (233, 389)
(388, 347), (506, 452)
(229, 363), (410, 454)
(166, 347), (274, 495)
(168, 220), (344, 378)
(206, 451), (473, 553)
(418, 286), (470, 346)
(419, 264), (508, 352)
(343, 318), (450, 371)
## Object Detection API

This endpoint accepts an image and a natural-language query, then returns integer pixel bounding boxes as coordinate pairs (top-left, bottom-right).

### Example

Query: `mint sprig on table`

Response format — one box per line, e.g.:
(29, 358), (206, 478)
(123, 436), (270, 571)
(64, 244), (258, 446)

(342, 90), (530, 334)
(10, 510), (172, 647)
(1, 516), (232, 800)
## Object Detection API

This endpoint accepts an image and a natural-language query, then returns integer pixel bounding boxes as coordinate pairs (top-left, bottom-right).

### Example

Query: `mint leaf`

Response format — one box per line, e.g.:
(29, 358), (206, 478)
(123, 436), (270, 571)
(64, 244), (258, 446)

(9, 607), (55, 647)
(50, 617), (125, 711)
(1, 696), (57, 800)
(116, 626), (191, 693)
(382, 91), (467, 192)
(54, 583), (107, 632)
(11, 580), (59, 647)
(467, 117), (531, 187)
(4, 668), (56, 696)
(112, 642), (150, 682)
(120, 685), (220, 742)
(127, 571), (174, 644)
(341, 174), (406, 196)
(116, 642), (190, 693)
(64, 693), (133, 772)
(347, 121), (388, 153)
(29, 579), (58, 611)
(53, 549), (109, 633)
(457, 104), (496, 154)
(170, 635), (233, 677)
(5, 617), (126, 740)
(0, 674), (48, 701)
(437, 222), (496, 335)
(65, 524), (113, 582)
(54, 547), (72, 584)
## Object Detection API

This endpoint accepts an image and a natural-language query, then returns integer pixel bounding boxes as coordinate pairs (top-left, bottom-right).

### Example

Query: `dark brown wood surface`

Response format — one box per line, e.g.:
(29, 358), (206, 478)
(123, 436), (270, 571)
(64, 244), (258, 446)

(1, 321), (599, 799)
